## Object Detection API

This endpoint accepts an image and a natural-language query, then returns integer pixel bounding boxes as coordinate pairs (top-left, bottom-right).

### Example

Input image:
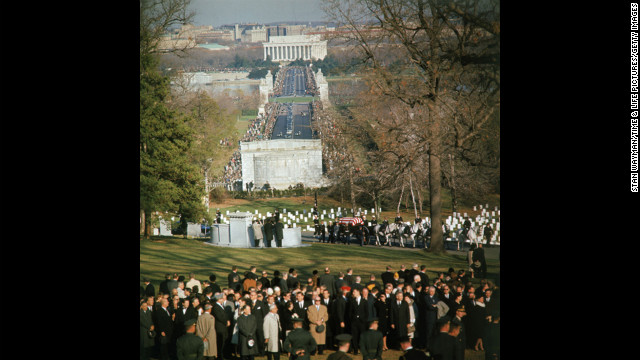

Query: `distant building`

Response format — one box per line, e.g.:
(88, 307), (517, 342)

(263, 35), (327, 61)
(241, 26), (267, 43)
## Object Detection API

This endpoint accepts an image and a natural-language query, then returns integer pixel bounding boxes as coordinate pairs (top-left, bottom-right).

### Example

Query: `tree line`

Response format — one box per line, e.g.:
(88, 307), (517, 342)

(140, 0), (237, 238)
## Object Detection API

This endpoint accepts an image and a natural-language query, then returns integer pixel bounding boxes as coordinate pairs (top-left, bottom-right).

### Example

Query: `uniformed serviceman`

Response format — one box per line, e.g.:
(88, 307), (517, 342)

(176, 319), (205, 360)
(327, 334), (353, 360)
(275, 218), (284, 248)
(359, 318), (383, 360)
(429, 316), (459, 360)
(398, 335), (428, 360)
(283, 318), (317, 360)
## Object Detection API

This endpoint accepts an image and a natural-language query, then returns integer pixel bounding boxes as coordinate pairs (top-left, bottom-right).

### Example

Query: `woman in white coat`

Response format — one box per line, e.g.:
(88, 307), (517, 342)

(263, 304), (282, 360)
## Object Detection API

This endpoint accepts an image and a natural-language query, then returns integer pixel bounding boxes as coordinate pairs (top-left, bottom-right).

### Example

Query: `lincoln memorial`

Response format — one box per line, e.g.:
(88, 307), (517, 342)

(263, 35), (328, 61)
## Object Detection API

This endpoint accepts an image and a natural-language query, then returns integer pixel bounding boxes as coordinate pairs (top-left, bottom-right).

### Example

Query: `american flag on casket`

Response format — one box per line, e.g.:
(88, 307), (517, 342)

(337, 217), (364, 226)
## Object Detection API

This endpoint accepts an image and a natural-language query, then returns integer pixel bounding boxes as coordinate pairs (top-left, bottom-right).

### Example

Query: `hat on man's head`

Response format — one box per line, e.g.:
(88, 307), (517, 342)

(398, 335), (411, 344)
(292, 318), (305, 323)
(335, 334), (352, 343)
(341, 286), (351, 292)
(184, 319), (197, 327)
(436, 316), (451, 326)
(455, 305), (466, 312)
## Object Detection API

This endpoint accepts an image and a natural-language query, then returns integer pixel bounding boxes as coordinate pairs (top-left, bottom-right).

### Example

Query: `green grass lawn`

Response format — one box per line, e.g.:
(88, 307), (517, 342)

(140, 236), (499, 291)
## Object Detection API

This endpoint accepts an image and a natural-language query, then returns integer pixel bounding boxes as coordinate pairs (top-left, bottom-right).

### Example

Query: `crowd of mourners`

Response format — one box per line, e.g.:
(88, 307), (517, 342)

(140, 263), (500, 360)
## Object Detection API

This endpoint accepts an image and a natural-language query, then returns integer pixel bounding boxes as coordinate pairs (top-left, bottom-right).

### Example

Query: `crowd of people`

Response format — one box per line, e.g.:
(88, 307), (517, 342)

(140, 263), (500, 360)
(305, 66), (318, 95)
(262, 103), (279, 140)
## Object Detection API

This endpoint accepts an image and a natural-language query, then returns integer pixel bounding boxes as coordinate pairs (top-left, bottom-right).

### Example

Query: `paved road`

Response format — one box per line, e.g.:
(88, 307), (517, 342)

(271, 67), (314, 140)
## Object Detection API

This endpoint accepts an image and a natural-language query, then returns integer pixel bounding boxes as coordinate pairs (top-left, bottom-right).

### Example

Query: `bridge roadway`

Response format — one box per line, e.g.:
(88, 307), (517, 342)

(272, 67), (313, 140)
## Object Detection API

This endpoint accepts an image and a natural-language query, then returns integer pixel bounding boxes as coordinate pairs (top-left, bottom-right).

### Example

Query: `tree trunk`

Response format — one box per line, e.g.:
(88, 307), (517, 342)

(428, 148), (444, 253)
(140, 209), (146, 236)
(144, 209), (153, 239)
(409, 175), (418, 219)
(397, 181), (405, 214)
(349, 167), (356, 214)
(449, 154), (458, 213)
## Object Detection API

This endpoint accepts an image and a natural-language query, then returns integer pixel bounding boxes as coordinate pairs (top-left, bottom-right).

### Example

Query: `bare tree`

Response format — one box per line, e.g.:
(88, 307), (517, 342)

(323, 0), (500, 253)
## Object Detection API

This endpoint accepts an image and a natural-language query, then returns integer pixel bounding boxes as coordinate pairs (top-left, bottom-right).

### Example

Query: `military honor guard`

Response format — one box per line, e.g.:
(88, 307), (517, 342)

(398, 335), (429, 360)
(177, 319), (205, 360)
(328, 334), (353, 360)
(283, 318), (317, 360)
(359, 318), (383, 360)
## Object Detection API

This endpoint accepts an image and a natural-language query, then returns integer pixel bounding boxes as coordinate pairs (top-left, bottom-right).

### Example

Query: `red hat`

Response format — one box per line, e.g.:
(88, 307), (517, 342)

(341, 286), (351, 292)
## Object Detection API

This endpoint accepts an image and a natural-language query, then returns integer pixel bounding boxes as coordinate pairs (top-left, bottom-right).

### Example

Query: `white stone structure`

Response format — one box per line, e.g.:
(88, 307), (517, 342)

(259, 70), (274, 106)
(240, 139), (326, 189)
(315, 68), (329, 103)
(208, 212), (304, 248)
(263, 35), (327, 61)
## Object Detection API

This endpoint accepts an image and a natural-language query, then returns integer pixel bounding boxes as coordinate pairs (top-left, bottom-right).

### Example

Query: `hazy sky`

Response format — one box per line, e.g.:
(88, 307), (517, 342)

(189, 0), (328, 27)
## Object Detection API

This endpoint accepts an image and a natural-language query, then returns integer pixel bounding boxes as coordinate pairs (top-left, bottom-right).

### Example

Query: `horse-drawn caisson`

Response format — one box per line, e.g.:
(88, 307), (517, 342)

(367, 219), (432, 248)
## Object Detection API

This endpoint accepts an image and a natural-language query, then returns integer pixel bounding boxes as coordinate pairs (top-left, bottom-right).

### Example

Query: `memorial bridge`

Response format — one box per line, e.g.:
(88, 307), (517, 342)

(240, 64), (329, 190)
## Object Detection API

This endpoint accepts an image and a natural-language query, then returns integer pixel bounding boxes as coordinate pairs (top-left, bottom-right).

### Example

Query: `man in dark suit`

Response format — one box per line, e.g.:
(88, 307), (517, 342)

(167, 273), (179, 295)
(159, 273), (171, 295)
(318, 267), (337, 297)
(258, 271), (271, 289)
(334, 273), (347, 294)
(288, 270), (300, 290)
(213, 294), (231, 360)
(174, 298), (198, 340)
(351, 276), (364, 293)
(389, 292), (409, 350)
(275, 219), (284, 248)
(143, 278), (156, 297)
(272, 270), (287, 293)
(359, 318), (383, 360)
(380, 266), (395, 287)
(334, 285), (351, 347)
(249, 290), (267, 356)
(228, 266), (239, 289)
(349, 288), (368, 355)
(418, 266), (429, 288)
(422, 286), (439, 349)
(396, 266), (407, 286)
(407, 265), (419, 285)
(294, 291), (311, 324)
(321, 289), (335, 349)
(344, 269), (354, 287)
(155, 298), (174, 360)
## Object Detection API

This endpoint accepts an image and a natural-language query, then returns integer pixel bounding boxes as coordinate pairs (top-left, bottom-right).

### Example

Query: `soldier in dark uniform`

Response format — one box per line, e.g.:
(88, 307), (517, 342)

(216, 210), (222, 224)
(264, 219), (274, 247)
(275, 219), (284, 248)
(313, 215), (320, 237)
(451, 306), (466, 360)
(328, 334), (353, 360)
(394, 213), (403, 225)
(359, 318), (383, 360)
(398, 335), (429, 360)
(429, 316), (459, 360)
(274, 208), (280, 222)
(176, 319), (205, 360)
(283, 318), (317, 360)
